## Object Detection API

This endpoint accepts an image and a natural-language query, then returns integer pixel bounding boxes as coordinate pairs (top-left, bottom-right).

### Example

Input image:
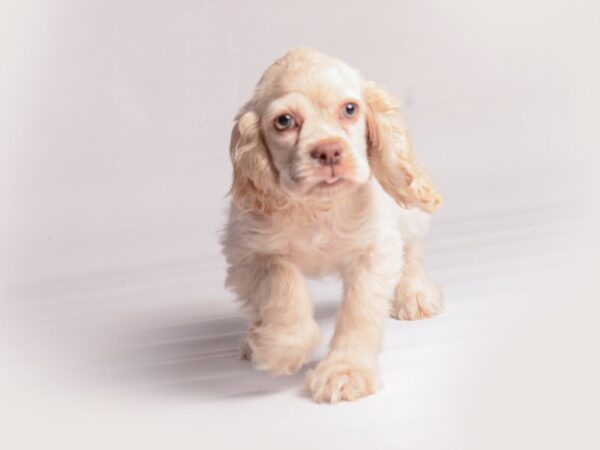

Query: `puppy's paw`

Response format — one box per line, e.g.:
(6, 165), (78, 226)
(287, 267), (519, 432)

(306, 353), (379, 403)
(391, 278), (444, 320)
(239, 336), (252, 360)
(247, 320), (321, 375)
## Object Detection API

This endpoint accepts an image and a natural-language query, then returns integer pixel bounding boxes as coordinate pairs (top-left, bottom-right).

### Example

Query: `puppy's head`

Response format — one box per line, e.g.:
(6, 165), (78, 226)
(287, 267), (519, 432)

(229, 48), (441, 214)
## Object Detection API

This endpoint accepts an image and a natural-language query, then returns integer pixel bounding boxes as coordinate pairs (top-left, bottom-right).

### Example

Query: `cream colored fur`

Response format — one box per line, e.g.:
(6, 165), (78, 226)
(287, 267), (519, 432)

(222, 48), (443, 403)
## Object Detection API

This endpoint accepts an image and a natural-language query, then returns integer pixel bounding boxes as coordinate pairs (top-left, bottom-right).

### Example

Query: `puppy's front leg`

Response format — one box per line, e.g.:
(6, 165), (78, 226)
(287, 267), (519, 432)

(307, 248), (400, 402)
(229, 256), (321, 375)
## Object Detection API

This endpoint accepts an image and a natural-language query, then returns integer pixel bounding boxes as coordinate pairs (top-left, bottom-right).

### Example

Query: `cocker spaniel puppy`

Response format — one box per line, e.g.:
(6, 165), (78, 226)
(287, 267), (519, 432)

(222, 48), (443, 403)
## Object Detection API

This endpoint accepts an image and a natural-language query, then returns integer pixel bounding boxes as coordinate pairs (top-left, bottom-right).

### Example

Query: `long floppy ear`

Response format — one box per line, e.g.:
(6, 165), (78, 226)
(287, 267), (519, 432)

(228, 110), (283, 215)
(364, 82), (441, 213)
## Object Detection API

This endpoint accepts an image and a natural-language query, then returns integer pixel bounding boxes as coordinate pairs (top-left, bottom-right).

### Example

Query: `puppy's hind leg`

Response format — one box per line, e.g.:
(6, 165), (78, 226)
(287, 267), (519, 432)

(391, 240), (444, 320)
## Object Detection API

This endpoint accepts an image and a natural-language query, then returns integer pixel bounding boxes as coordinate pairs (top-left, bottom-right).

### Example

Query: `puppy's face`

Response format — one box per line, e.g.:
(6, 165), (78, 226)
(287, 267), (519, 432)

(229, 48), (441, 214)
(259, 62), (370, 199)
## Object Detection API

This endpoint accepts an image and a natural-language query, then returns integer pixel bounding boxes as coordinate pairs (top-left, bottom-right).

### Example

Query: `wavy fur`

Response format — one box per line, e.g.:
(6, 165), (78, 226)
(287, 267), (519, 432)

(222, 48), (443, 403)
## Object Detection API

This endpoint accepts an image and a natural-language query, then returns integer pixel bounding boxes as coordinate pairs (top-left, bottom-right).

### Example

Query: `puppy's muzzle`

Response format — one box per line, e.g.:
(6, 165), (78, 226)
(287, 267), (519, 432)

(310, 142), (344, 166)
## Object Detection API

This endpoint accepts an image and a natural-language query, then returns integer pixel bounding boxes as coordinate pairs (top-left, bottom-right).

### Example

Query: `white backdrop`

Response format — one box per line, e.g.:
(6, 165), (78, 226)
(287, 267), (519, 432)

(1, 1), (599, 449)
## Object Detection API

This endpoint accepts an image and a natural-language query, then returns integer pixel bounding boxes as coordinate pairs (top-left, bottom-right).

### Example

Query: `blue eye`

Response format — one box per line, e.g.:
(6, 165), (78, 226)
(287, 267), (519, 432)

(343, 103), (358, 118)
(274, 114), (295, 131)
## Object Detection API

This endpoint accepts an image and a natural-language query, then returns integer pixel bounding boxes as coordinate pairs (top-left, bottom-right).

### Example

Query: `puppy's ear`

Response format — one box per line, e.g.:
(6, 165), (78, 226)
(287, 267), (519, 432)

(228, 110), (282, 215)
(364, 82), (441, 213)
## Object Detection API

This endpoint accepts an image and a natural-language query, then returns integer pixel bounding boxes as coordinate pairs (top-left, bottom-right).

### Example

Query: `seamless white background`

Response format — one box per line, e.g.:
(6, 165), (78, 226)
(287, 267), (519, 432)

(1, 1), (599, 449)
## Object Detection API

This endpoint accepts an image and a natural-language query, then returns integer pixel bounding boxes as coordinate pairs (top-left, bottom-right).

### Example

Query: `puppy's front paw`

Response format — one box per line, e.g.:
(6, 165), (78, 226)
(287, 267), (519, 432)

(391, 278), (444, 320)
(239, 335), (253, 360)
(247, 320), (321, 375)
(306, 353), (379, 403)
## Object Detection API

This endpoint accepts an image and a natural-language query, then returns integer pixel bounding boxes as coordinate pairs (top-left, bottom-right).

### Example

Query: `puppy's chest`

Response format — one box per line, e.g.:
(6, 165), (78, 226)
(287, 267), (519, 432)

(286, 219), (348, 274)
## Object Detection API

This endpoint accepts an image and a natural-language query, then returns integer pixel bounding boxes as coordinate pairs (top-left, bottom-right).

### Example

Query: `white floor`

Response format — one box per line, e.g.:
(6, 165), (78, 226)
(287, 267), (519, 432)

(1, 205), (596, 450)
(1, 2), (598, 449)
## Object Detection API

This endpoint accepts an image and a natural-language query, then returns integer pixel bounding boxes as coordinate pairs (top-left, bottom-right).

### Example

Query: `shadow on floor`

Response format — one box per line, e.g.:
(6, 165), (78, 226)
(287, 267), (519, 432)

(98, 302), (338, 401)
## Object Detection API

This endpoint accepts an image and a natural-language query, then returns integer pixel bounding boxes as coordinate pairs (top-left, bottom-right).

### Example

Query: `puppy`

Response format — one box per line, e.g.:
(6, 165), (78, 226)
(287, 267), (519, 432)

(222, 48), (443, 403)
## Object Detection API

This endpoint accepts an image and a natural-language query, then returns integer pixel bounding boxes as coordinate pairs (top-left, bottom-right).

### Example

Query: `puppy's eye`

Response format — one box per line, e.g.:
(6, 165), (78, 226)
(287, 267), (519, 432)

(274, 114), (295, 131)
(342, 103), (358, 118)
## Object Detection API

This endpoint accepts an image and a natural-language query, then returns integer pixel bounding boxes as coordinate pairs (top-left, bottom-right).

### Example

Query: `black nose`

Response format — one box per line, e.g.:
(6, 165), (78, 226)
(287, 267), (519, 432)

(310, 142), (343, 166)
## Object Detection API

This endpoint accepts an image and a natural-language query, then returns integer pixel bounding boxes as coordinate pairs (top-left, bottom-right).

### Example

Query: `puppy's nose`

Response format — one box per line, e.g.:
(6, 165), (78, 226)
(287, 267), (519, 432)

(310, 142), (343, 166)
